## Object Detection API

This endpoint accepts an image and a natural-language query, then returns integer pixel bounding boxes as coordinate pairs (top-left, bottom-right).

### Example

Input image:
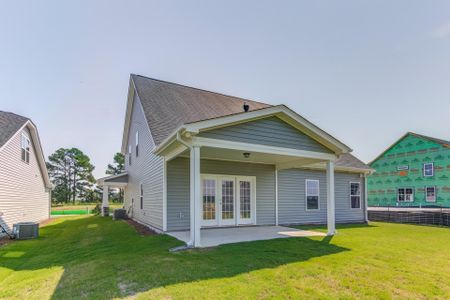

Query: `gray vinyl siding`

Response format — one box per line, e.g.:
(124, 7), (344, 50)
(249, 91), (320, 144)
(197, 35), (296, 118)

(278, 169), (365, 225)
(0, 127), (50, 234)
(198, 116), (332, 153)
(124, 92), (164, 230)
(167, 158), (275, 231)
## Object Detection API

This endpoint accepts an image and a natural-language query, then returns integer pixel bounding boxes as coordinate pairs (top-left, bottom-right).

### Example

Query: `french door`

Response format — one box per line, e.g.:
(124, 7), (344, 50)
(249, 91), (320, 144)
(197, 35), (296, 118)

(200, 175), (256, 227)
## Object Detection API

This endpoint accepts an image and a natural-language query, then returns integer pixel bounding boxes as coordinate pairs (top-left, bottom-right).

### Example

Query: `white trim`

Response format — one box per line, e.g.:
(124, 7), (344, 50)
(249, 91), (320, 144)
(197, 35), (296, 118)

(96, 172), (128, 186)
(349, 181), (362, 209)
(192, 137), (337, 161)
(154, 105), (352, 155)
(165, 144), (188, 162)
(425, 186), (436, 202)
(423, 162), (434, 177)
(305, 179), (320, 211)
(162, 157), (167, 231)
(275, 168), (279, 226)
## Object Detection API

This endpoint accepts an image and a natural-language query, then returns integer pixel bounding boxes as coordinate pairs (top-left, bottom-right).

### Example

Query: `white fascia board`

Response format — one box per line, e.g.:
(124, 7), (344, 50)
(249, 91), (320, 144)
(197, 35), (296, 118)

(165, 144), (189, 161)
(300, 162), (374, 174)
(192, 137), (337, 161)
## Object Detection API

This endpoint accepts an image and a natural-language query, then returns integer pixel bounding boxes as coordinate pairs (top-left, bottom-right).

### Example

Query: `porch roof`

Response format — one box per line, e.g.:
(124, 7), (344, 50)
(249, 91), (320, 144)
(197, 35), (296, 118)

(96, 172), (128, 187)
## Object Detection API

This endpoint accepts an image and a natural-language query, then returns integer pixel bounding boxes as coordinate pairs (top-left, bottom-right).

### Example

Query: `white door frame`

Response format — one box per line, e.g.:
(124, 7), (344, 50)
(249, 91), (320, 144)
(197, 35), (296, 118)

(236, 176), (256, 225)
(200, 174), (256, 227)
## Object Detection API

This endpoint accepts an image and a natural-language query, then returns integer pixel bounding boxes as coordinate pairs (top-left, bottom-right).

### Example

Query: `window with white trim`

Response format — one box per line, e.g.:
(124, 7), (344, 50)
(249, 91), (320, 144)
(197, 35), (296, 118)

(128, 145), (132, 166)
(350, 182), (361, 209)
(140, 183), (143, 209)
(21, 133), (30, 163)
(135, 131), (139, 157)
(306, 179), (319, 210)
(423, 163), (434, 177)
(425, 186), (436, 202)
(398, 188), (414, 202)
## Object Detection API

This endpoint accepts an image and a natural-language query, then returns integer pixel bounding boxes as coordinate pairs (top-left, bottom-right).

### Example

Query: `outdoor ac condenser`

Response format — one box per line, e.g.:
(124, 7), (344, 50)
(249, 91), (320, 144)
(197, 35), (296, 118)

(12, 222), (39, 240)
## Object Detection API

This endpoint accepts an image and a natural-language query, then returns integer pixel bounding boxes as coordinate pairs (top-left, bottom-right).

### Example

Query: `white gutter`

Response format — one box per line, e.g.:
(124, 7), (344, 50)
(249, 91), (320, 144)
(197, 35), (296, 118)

(176, 131), (192, 149)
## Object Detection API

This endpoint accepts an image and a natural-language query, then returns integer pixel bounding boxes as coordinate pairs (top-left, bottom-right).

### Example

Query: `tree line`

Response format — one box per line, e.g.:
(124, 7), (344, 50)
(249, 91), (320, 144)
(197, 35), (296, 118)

(46, 148), (124, 204)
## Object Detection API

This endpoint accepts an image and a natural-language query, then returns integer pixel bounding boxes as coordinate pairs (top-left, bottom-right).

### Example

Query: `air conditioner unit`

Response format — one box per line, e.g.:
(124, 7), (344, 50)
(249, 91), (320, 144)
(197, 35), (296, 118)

(12, 222), (39, 240)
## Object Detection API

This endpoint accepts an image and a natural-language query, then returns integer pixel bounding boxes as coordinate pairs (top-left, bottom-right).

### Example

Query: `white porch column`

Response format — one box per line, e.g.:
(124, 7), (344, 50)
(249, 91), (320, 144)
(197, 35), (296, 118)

(189, 145), (201, 247)
(102, 185), (109, 216)
(364, 174), (369, 223)
(326, 160), (336, 235)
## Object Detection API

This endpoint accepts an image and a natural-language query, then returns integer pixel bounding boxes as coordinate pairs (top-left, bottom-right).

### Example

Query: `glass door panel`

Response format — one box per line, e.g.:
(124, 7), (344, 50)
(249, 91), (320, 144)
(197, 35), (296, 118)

(220, 178), (235, 225)
(201, 178), (217, 226)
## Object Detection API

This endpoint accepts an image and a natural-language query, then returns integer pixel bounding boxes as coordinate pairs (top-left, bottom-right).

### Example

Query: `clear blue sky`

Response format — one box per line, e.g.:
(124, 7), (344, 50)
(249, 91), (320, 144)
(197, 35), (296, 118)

(1, 1), (449, 178)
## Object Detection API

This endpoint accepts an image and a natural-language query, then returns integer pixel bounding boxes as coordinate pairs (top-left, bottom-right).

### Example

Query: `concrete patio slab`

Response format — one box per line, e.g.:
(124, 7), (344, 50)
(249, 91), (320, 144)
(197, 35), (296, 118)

(167, 225), (326, 248)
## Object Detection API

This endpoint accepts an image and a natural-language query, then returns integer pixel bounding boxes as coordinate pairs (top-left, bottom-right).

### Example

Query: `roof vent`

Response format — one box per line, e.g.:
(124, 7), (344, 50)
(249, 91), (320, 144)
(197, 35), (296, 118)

(243, 102), (250, 112)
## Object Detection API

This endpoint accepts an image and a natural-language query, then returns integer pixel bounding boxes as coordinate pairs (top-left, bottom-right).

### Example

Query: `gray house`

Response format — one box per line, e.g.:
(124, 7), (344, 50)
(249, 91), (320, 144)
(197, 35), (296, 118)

(99, 75), (372, 247)
(0, 111), (51, 235)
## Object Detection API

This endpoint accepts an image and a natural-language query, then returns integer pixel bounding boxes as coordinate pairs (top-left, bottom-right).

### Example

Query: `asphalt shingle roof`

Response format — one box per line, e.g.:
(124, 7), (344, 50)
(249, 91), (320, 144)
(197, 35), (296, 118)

(131, 74), (371, 171)
(0, 111), (29, 148)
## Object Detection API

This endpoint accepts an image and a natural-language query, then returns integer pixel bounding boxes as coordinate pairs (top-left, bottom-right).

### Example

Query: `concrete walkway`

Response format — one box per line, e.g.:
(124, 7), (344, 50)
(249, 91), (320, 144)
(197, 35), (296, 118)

(167, 225), (326, 247)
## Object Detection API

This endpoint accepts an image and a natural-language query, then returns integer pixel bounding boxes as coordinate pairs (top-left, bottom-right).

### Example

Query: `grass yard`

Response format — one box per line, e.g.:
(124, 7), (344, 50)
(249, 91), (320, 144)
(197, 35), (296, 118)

(0, 217), (449, 299)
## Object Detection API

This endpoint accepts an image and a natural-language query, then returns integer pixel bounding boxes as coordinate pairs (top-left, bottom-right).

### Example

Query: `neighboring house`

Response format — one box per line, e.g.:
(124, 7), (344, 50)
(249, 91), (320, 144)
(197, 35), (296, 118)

(0, 111), (52, 235)
(368, 132), (450, 208)
(98, 74), (372, 247)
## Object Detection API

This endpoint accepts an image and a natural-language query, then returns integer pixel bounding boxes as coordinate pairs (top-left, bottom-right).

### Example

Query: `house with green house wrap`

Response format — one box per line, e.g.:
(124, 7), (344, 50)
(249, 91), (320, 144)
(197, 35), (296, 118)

(368, 132), (450, 208)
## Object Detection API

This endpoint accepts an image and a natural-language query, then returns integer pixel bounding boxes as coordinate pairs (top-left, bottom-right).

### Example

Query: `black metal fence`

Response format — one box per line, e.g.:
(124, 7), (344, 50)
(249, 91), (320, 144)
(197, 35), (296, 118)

(368, 207), (450, 227)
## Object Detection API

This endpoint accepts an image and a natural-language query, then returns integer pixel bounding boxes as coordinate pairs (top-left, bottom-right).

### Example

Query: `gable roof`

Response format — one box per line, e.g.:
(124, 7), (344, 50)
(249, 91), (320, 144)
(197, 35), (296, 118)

(0, 111), (29, 148)
(0, 111), (52, 189)
(369, 132), (450, 165)
(122, 74), (370, 172)
(131, 74), (271, 146)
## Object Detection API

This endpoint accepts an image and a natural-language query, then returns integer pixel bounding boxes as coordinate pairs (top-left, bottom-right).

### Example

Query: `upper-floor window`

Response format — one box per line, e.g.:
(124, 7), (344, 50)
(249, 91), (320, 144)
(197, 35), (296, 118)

(305, 179), (319, 210)
(135, 131), (139, 157)
(398, 188), (414, 202)
(128, 145), (132, 166)
(423, 163), (434, 177)
(350, 182), (361, 209)
(140, 183), (144, 209)
(21, 133), (30, 163)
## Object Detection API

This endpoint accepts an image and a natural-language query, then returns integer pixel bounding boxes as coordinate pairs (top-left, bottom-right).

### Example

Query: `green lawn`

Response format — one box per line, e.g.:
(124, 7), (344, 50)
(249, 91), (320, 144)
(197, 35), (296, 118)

(0, 217), (449, 299)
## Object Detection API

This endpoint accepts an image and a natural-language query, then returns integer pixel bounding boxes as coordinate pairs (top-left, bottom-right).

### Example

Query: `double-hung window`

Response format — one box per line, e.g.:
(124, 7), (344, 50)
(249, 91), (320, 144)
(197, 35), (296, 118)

(135, 131), (139, 157)
(306, 179), (319, 210)
(398, 188), (414, 202)
(423, 163), (434, 177)
(350, 182), (361, 209)
(425, 186), (436, 202)
(140, 183), (144, 209)
(21, 133), (30, 163)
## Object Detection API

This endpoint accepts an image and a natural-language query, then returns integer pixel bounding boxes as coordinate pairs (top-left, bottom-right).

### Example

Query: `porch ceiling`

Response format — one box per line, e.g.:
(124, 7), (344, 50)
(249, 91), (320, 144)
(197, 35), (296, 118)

(179, 146), (325, 168)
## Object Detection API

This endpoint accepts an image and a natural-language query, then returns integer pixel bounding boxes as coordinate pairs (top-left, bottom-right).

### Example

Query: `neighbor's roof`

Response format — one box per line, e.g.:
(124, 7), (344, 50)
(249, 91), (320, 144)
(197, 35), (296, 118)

(0, 111), (29, 148)
(131, 74), (271, 146)
(369, 131), (450, 165)
(335, 153), (372, 171)
(409, 132), (450, 147)
(129, 74), (371, 172)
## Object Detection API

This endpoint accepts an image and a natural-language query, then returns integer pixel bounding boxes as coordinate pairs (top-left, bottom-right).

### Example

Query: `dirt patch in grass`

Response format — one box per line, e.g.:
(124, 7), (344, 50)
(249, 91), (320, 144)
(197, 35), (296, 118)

(125, 219), (157, 236)
(40, 218), (56, 227)
(0, 236), (14, 247)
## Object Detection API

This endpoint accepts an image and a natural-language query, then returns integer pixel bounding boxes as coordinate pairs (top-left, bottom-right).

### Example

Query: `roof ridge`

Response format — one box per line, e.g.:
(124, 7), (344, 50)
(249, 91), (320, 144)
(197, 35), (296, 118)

(130, 74), (272, 107)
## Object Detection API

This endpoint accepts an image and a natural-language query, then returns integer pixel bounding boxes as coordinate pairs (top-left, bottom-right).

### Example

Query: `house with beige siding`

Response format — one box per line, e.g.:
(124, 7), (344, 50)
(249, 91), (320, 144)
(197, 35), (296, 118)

(98, 74), (373, 247)
(0, 111), (52, 235)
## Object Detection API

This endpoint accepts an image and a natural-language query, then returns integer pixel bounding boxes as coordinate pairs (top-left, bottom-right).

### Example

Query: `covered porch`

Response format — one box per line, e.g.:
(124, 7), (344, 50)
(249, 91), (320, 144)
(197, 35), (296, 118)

(96, 173), (128, 216)
(168, 225), (326, 248)
(162, 135), (339, 248)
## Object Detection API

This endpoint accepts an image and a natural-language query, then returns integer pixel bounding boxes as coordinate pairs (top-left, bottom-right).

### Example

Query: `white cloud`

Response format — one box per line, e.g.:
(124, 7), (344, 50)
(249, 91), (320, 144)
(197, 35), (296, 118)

(432, 21), (450, 39)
